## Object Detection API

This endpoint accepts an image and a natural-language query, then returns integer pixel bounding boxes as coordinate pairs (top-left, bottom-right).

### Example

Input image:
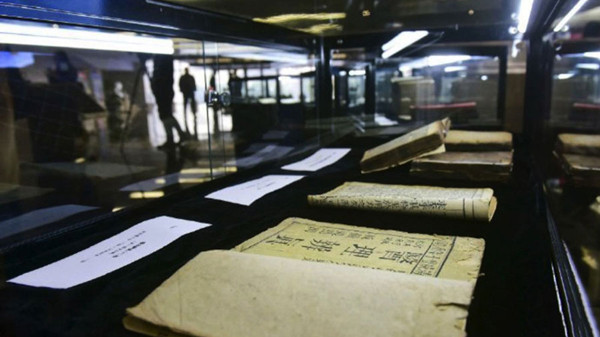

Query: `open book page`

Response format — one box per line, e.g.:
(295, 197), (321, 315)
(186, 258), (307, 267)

(126, 250), (477, 337)
(308, 182), (497, 221)
(360, 119), (446, 173)
(234, 217), (484, 282)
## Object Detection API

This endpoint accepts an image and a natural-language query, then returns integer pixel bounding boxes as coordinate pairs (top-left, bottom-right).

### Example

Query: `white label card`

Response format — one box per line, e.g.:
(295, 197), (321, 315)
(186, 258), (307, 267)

(281, 148), (351, 172)
(205, 175), (304, 206)
(8, 216), (211, 289)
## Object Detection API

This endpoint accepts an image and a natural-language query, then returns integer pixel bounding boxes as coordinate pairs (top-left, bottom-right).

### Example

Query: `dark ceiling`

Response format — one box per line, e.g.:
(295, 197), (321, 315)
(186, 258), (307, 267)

(163, 0), (519, 36)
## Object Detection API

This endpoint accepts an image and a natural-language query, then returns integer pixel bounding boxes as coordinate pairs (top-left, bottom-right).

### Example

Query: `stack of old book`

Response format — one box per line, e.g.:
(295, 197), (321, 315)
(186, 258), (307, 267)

(410, 130), (514, 182)
(359, 118), (451, 173)
(555, 133), (600, 187)
(124, 120), (492, 337)
(124, 218), (486, 337)
(359, 119), (513, 182)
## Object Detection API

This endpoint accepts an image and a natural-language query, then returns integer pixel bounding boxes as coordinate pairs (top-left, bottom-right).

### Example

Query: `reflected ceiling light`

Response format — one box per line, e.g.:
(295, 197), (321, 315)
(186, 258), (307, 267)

(553, 0), (589, 32)
(381, 30), (428, 59)
(444, 66), (466, 72)
(0, 51), (34, 68)
(254, 13), (346, 24)
(481, 75), (489, 81)
(557, 73), (575, 79)
(299, 23), (343, 34)
(129, 191), (165, 199)
(583, 51), (600, 59)
(576, 63), (600, 70)
(398, 55), (471, 73)
(229, 52), (308, 64)
(279, 66), (316, 76)
(178, 178), (212, 184)
(0, 22), (174, 54)
(427, 55), (471, 67)
(349, 69), (366, 76)
(517, 0), (535, 33)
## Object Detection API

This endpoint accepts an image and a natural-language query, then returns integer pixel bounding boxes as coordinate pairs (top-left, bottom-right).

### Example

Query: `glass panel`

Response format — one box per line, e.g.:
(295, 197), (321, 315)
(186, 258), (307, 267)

(0, 20), (325, 245)
(376, 54), (501, 126)
(550, 53), (600, 129)
(542, 0), (600, 326)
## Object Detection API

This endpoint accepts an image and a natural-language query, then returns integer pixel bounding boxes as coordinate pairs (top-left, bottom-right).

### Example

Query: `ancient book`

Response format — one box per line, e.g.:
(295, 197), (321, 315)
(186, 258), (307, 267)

(234, 217), (485, 281)
(556, 133), (600, 155)
(359, 119), (448, 173)
(444, 130), (512, 151)
(556, 152), (600, 187)
(308, 181), (497, 221)
(125, 218), (485, 337)
(410, 151), (513, 183)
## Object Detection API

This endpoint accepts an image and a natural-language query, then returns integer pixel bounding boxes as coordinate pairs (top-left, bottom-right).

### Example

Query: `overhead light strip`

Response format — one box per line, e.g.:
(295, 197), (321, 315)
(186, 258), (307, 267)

(553, 0), (589, 32)
(381, 30), (428, 59)
(583, 51), (600, 59)
(517, 0), (535, 33)
(0, 22), (173, 54)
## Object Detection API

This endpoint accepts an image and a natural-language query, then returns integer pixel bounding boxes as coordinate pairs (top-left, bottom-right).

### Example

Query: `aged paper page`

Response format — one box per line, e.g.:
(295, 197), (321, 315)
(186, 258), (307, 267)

(126, 250), (476, 337)
(360, 119), (446, 173)
(234, 217), (484, 282)
(308, 181), (497, 222)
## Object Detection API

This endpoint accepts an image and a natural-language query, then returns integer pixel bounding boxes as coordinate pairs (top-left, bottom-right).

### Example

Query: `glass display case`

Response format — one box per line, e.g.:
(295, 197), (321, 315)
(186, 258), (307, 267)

(0, 0), (596, 336)
(537, 0), (600, 329)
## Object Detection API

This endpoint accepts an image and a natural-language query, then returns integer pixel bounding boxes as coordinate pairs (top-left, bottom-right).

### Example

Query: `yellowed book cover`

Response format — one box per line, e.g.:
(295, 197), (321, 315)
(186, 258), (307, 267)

(234, 217), (485, 281)
(445, 130), (512, 151)
(126, 249), (478, 337)
(308, 181), (497, 221)
(410, 151), (513, 182)
(557, 152), (600, 187)
(557, 133), (600, 155)
(125, 218), (485, 337)
(360, 119), (446, 173)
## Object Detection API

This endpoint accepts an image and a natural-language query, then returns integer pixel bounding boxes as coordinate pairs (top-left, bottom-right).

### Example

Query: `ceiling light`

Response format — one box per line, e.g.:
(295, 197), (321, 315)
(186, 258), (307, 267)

(427, 55), (471, 67)
(557, 73), (575, 79)
(553, 0), (589, 32)
(517, 0), (534, 33)
(0, 22), (173, 54)
(444, 66), (466, 72)
(349, 69), (366, 76)
(381, 30), (428, 59)
(576, 63), (599, 70)
(0, 51), (34, 68)
(583, 51), (600, 59)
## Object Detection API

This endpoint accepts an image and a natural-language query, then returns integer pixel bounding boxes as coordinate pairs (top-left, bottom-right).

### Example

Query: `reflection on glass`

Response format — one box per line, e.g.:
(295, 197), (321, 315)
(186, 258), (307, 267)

(376, 54), (500, 125)
(550, 52), (600, 128)
(0, 19), (355, 244)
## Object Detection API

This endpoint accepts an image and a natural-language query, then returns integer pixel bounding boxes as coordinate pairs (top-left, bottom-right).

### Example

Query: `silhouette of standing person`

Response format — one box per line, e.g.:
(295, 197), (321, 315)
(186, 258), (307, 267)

(151, 55), (186, 149)
(178, 67), (197, 138)
(47, 51), (78, 85)
(209, 72), (220, 135)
